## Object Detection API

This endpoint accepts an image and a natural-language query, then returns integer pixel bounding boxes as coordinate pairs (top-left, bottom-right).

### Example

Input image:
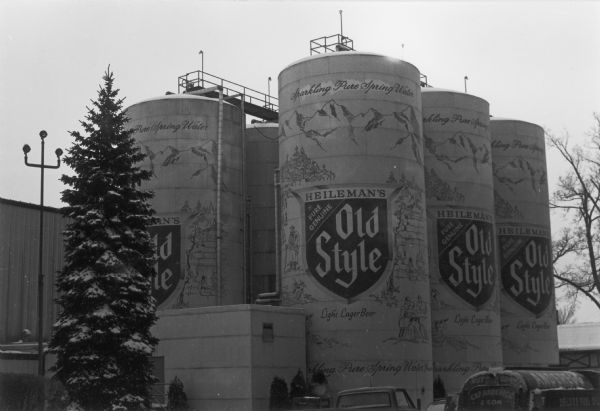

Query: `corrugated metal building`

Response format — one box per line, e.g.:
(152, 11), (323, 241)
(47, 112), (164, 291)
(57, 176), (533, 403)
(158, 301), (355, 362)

(0, 197), (66, 343)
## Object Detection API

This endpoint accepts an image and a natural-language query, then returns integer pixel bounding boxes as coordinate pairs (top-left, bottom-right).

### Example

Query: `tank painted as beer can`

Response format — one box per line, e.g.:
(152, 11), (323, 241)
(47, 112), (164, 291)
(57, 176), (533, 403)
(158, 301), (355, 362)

(278, 51), (432, 405)
(127, 94), (244, 309)
(422, 88), (503, 395)
(491, 118), (558, 366)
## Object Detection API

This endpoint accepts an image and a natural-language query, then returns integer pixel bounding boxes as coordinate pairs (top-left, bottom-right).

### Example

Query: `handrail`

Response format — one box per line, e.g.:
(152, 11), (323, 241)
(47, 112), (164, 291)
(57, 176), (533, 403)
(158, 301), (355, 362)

(310, 34), (354, 55)
(308, 34), (431, 87)
(178, 70), (278, 112)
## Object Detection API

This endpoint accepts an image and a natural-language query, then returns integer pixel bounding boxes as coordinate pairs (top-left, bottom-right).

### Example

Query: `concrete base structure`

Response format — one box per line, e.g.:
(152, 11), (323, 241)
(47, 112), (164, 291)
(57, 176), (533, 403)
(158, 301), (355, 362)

(153, 304), (306, 411)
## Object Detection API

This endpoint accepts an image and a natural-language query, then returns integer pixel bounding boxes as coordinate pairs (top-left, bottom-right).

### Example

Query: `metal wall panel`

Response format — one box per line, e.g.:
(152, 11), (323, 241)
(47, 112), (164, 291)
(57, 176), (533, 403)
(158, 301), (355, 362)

(0, 199), (65, 343)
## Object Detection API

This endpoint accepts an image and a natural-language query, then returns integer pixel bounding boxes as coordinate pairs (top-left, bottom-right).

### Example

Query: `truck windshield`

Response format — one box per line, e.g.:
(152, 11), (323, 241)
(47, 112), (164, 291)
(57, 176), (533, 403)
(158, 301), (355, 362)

(394, 389), (414, 408)
(338, 392), (391, 409)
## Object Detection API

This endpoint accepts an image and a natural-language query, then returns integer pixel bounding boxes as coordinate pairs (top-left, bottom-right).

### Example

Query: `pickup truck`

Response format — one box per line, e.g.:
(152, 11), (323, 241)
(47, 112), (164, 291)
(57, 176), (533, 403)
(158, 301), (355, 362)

(292, 386), (417, 410)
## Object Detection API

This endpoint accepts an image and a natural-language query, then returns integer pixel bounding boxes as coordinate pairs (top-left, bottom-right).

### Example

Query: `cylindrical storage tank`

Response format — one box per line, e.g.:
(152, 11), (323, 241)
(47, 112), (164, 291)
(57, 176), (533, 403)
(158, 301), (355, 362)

(422, 89), (502, 395)
(127, 94), (244, 309)
(278, 52), (432, 404)
(245, 122), (279, 301)
(491, 118), (558, 366)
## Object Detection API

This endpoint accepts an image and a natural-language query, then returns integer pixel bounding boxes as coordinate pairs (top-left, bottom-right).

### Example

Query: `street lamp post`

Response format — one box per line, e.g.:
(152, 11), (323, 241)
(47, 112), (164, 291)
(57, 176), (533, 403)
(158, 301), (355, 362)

(22, 130), (62, 376)
(267, 76), (272, 109)
(199, 50), (204, 88)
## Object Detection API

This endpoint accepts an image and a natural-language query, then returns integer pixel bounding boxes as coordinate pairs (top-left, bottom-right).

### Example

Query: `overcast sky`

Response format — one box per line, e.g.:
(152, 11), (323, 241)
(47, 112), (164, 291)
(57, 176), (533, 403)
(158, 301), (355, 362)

(1, 0), (599, 320)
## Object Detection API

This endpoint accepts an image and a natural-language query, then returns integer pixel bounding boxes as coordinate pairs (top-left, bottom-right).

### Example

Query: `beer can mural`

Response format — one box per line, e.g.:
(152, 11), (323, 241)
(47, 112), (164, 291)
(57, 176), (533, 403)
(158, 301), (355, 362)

(422, 89), (502, 395)
(127, 95), (244, 309)
(246, 123), (279, 300)
(278, 52), (432, 404)
(491, 118), (558, 366)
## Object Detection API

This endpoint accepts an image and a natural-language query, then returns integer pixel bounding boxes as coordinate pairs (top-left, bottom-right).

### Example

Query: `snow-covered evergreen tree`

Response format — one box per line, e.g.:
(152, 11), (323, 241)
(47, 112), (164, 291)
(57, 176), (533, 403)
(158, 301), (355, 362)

(50, 68), (158, 411)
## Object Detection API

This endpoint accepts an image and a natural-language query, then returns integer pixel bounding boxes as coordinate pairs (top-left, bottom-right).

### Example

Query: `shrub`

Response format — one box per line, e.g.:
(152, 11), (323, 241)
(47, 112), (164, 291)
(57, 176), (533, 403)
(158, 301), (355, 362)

(167, 376), (189, 410)
(0, 373), (68, 411)
(309, 370), (330, 399)
(433, 375), (446, 399)
(269, 376), (289, 410)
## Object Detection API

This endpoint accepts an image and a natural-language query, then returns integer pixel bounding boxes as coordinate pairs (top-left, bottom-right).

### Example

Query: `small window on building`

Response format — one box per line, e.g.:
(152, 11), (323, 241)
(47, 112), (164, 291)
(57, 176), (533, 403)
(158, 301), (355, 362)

(263, 322), (274, 342)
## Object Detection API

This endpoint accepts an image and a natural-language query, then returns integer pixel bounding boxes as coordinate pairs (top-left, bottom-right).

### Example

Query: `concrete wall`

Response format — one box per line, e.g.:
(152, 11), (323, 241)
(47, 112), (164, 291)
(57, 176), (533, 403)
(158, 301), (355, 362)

(152, 304), (306, 411)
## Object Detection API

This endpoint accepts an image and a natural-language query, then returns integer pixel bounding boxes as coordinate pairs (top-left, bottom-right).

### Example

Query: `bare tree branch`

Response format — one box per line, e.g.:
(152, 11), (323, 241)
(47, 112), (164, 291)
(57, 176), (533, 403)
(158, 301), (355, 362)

(554, 272), (600, 309)
(548, 114), (600, 317)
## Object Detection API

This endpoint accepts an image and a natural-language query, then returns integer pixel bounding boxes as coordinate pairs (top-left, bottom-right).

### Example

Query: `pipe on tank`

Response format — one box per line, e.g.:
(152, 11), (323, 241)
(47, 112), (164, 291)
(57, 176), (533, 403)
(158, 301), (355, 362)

(273, 168), (281, 296)
(246, 196), (252, 302)
(224, 92), (249, 302)
(216, 88), (223, 305)
(240, 97), (247, 303)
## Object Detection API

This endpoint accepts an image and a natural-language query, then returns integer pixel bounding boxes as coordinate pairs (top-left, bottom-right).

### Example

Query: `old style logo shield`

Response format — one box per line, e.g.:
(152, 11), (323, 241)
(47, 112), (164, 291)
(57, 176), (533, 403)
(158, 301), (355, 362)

(149, 224), (181, 307)
(302, 187), (392, 301)
(437, 215), (496, 308)
(500, 235), (553, 316)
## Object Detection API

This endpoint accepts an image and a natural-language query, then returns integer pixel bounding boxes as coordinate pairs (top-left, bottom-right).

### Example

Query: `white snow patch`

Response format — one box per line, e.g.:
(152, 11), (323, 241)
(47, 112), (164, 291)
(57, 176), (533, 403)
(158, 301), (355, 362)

(68, 268), (95, 282)
(54, 316), (77, 329)
(66, 401), (84, 411)
(96, 250), (122, 268)
(122, 339), (152, 354)
(79, 268), (95, 281)
(92, 304), (114, 318)
(128, 285), (142, 293)
(84, 283), (105, 298)
(107, 190), (122, 198)
(122, 333), (152, 354)
(68, 326), (91, 343)
(74, 240), (107, 254)
(0, 349), (32, 354)
(105, 226), (121, 241)
(116, 394), (144, 405)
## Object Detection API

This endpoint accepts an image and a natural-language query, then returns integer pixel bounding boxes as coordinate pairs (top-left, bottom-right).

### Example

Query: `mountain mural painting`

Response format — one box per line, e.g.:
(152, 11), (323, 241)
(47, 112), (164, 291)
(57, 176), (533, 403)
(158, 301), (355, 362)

(280, 99), (422, 164)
